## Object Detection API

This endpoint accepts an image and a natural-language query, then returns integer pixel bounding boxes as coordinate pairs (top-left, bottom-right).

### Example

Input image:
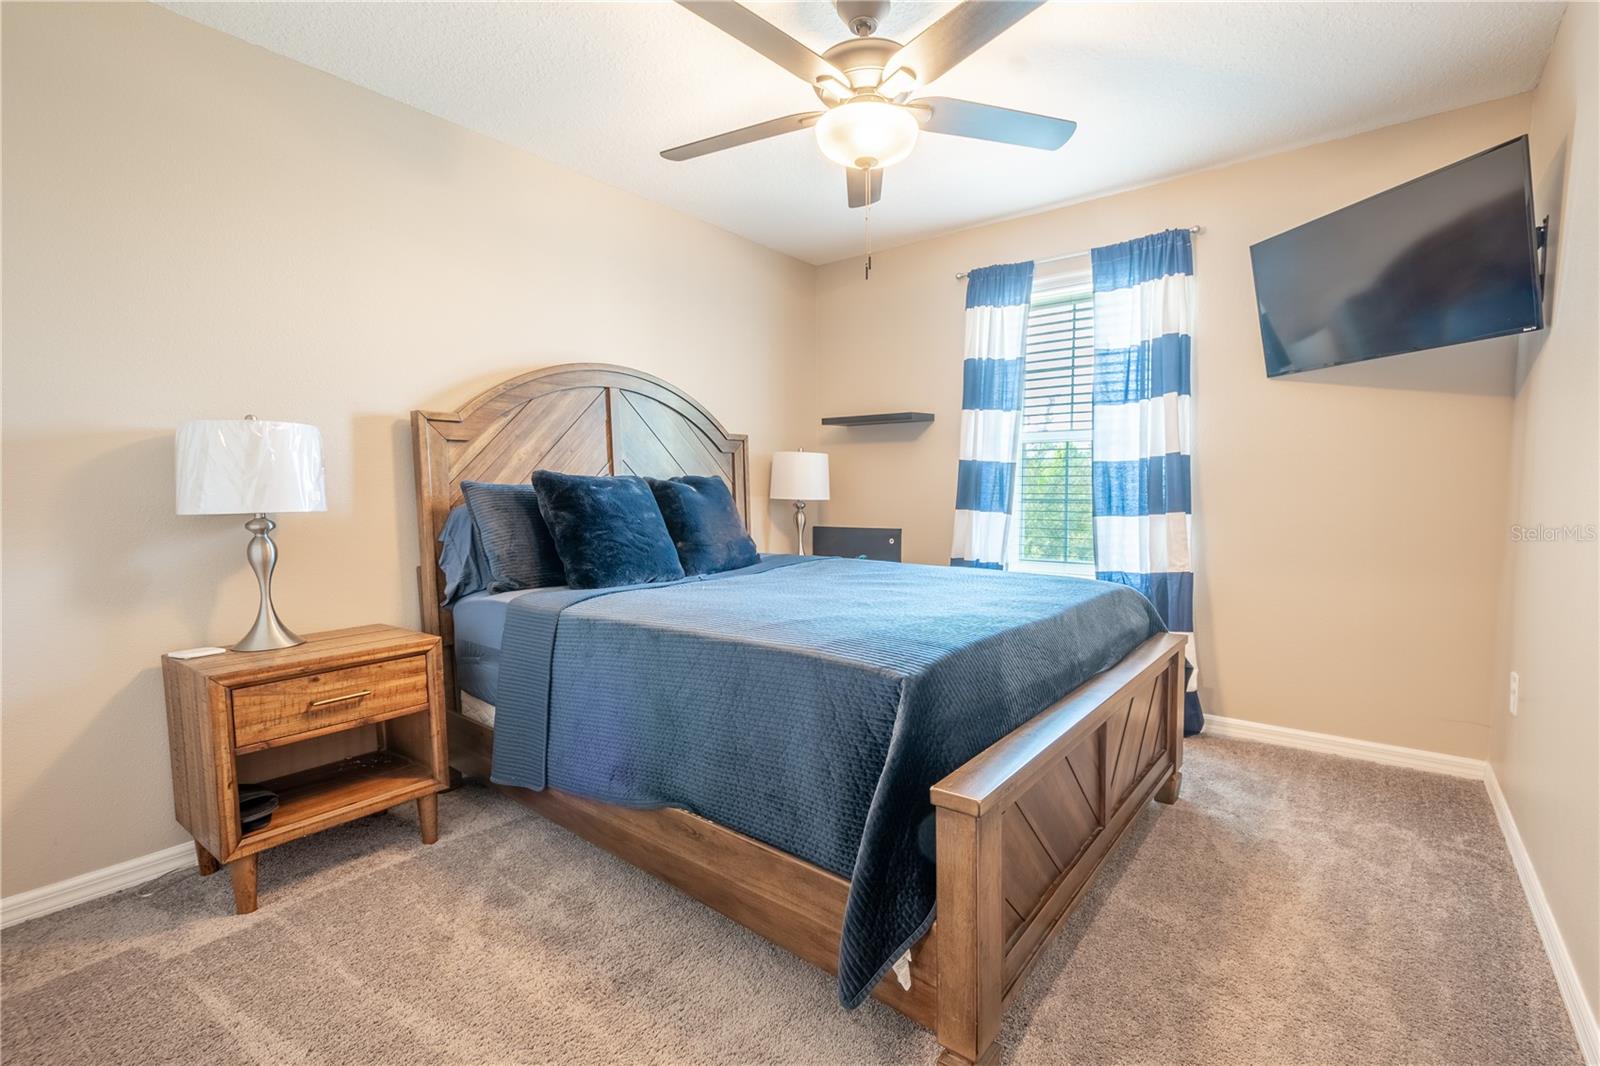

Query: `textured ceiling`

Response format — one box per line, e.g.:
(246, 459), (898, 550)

(161, 1), (1565, 265)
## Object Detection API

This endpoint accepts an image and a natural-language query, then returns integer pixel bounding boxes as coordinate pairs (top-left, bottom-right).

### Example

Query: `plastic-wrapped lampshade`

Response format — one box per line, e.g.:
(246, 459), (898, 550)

(771, 451), (830, 502)
(815, 101), (918, 170)
(176, 419), (326, 515)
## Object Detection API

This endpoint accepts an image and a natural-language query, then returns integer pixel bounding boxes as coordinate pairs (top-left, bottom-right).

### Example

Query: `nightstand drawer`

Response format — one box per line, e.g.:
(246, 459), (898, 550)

(232, 656), (430, 749)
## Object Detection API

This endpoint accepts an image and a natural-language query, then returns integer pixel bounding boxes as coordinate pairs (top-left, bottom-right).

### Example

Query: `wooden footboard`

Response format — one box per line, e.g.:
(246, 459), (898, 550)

(930, 632), (1185, 1065)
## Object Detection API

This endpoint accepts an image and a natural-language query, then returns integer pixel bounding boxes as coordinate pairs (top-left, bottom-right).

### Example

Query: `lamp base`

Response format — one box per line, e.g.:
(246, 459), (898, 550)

(231, 515), (305, 652)
(794, 501), (809, 556)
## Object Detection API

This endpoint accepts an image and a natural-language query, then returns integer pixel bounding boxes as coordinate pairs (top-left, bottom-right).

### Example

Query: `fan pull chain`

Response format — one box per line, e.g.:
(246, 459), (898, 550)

(864, 200), (873, 281)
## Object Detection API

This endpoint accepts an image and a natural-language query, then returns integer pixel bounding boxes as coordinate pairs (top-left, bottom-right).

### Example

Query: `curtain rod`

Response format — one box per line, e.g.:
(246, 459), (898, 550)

(954, 226), (1204, 279)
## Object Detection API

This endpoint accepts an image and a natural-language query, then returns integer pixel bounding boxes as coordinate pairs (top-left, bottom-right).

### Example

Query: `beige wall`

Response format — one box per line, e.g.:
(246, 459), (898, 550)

(812, 96), (1536, 760)
(1491, 3), (1600, 1023)
(0, 2), (815, 896)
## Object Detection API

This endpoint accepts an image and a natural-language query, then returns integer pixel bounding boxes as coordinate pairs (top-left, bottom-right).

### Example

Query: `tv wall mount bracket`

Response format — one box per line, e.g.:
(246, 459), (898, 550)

(1536, 214), (1550, 292)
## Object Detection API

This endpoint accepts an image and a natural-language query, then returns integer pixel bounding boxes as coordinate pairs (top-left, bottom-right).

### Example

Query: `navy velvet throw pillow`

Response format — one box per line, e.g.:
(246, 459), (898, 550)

(646, 475), (758, 576)
(532, 471), (685, 589)
(459, 480), (566, 593)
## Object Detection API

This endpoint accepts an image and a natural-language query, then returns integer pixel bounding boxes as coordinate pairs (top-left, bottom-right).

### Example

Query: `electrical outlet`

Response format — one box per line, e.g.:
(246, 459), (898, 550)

(1509, 671), (1520, 717)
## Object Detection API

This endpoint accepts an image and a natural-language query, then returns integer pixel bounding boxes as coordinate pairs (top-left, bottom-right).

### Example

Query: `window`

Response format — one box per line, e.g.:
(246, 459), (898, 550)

(1013, 268), (1095, 575)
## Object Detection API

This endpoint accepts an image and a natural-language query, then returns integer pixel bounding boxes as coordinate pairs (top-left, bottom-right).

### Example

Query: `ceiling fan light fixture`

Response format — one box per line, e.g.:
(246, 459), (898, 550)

(815, 100), (918, 170)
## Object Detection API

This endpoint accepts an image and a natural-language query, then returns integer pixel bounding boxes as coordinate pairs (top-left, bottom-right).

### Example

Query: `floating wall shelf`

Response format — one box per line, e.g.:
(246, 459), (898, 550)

(820, 412), (935, 427)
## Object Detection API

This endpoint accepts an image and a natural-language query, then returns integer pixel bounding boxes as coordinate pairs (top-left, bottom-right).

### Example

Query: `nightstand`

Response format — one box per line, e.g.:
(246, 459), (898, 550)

(161, 624), (448, 914)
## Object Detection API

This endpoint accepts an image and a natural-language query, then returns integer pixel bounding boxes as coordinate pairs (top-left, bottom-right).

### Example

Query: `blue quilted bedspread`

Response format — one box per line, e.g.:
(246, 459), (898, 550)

(489, 555), (1162, 1007)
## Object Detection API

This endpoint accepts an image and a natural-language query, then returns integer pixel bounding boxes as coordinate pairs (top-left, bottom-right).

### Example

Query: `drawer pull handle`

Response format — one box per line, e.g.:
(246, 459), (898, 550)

(309, 690), (372, 708)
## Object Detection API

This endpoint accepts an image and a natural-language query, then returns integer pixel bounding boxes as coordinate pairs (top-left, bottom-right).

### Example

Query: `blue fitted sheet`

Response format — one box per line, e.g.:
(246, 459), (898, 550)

(450, 589), (533, 704)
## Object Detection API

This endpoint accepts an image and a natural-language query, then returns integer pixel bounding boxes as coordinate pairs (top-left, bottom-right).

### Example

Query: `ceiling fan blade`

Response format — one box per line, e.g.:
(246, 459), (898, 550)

(677, 1), (845, 86)
(912, 97), (1076, 150)
(661, 112), (824, 161)
(887, 1), (1043, 87)
(846, 167), (883, 209)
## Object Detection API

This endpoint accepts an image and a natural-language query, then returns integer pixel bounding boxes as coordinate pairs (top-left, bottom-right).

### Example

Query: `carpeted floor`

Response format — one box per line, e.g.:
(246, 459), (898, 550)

(1, 736), (1581, 1065)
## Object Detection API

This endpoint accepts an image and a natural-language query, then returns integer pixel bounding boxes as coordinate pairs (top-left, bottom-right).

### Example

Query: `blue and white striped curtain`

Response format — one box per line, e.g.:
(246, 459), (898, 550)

(1090, 230), (1204, 734)
(951, 261), (1035, 569)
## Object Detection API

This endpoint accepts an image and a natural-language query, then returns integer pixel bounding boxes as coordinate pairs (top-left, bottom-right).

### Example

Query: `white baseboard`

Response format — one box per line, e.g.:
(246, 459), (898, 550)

(1202, 714), (1487, 779)
(1486, 766), (1600, 1065)
(0, 841), (194, 930)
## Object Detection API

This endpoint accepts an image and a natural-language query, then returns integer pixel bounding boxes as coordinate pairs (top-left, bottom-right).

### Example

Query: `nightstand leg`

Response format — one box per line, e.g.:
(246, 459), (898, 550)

(229, 855), (258, 914)
(417, 793), (439, 845)
(194, 842), (220, 876)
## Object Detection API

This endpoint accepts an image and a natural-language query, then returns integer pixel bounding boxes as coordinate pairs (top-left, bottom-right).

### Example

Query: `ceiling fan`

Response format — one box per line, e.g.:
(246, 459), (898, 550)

(661, 0), (1075, 208)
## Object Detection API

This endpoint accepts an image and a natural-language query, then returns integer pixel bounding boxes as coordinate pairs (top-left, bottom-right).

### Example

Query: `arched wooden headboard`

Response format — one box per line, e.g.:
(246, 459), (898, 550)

(411, 363), (749, 654)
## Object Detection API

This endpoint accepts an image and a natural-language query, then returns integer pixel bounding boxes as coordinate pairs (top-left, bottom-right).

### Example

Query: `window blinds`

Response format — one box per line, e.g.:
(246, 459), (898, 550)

(1022, 289), (1094, 434)
(1018, 286), (1095, 565)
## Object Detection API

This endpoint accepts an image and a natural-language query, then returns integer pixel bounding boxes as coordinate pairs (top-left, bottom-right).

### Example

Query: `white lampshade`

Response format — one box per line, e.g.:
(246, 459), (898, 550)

(771, 451), (830, 502)
(176, 419), (326, 515)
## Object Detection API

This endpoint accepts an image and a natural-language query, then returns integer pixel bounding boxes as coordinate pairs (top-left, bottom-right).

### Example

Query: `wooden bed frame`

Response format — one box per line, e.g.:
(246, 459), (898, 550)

(412, 363), (1185, 1066)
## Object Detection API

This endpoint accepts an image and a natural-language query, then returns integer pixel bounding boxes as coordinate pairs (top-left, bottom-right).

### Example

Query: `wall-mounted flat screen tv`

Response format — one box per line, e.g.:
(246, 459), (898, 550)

(1252, 136), (1544, 378)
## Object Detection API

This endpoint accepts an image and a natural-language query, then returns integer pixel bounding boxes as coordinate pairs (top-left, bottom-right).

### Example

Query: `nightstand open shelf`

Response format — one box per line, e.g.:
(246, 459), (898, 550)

(162, 625), (448, 914)
(235, 748), (437, 855)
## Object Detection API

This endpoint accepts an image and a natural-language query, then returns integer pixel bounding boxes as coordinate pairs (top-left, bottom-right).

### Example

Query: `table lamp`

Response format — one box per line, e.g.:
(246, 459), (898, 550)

(176, 416), (326, 651)
(770, 450), (829, 555)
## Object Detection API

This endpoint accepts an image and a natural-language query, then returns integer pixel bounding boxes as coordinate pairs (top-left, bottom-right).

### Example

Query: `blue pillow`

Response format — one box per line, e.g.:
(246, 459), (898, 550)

(460, 480), (566, 593)
(436, 504), (493, 605)
(532, 471), (685, 589)
(646, 475), (758, 576)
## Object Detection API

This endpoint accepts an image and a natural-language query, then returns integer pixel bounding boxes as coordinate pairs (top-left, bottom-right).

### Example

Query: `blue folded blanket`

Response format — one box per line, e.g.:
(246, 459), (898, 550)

(490, 555), (1162, 1007)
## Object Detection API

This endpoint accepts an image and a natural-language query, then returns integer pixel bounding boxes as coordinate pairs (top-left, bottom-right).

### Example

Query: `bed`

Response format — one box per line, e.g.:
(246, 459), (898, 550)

(412, 364), (1186, 1066)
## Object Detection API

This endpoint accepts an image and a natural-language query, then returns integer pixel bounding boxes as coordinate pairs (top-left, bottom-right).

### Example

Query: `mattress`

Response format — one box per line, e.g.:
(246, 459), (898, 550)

(459, 691), (496, 729)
